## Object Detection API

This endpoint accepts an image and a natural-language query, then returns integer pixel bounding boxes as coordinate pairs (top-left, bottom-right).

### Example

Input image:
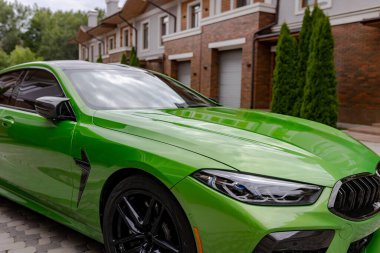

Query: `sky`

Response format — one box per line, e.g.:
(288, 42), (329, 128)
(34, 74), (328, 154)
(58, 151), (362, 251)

(7, 0), (126, 12)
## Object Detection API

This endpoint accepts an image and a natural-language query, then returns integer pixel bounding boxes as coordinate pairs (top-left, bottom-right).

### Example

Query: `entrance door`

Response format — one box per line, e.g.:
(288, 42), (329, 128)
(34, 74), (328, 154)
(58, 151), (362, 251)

(177, 61), (191, 87)
(0, 68), (76, 212)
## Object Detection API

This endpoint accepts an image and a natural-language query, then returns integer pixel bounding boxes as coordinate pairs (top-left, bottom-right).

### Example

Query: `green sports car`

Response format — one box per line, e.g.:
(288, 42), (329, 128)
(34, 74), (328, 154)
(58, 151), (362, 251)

(0, 61), (379, 253)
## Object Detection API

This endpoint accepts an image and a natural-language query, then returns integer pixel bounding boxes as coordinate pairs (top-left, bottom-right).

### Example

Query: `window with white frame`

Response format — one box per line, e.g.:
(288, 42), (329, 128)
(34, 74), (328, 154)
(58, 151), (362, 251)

(160, 16), (169, 46)
(90, 45), (94, 62)
(296, 0), (331, 14)
(142, 22), (149, 50)
(235, 0), (248, 8)
(124, 28), (129, 47)
(82, 47), (86, 60)
(213, 0), (253, 15)
(190, 3), (201, 29)
(108, 37), (115, 51)
(98, 43), (102, 56)
(302, 0), (329, 7)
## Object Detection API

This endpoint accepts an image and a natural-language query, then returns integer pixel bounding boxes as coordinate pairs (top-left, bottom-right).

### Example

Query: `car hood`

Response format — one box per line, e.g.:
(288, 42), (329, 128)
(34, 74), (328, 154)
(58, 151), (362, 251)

(93, 107), (379, 187)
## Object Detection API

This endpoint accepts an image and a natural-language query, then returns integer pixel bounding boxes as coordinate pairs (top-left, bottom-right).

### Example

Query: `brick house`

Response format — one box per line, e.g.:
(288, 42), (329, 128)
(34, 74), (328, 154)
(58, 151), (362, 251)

(75, 0), (380, 124)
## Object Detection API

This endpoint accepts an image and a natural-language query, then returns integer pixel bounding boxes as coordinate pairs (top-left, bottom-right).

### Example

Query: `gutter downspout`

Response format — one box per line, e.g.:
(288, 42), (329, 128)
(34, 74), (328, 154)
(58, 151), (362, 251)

(251, 0), (280, 109)
(119, 13), (138, 52)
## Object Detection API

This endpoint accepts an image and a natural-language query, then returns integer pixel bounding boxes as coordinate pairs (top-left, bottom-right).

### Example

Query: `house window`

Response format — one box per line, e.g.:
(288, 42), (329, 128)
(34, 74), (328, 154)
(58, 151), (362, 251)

(90, 45), (94, 62)
(124, 29), (129, 47)
(98, 43), (102, 56)
(82, 47), (86, 60)
(109, 37), (114, 50)
(236, 0), (248, 8)
(143, 22), (149, 50)
(160, 16), (169, 46)
(190, 4), (201, 28)
(302, 0), (329, 7)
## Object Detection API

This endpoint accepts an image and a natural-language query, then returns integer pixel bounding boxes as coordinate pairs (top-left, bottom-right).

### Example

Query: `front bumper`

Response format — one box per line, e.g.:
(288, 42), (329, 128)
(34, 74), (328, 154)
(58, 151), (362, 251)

(171, 177), (380, 253)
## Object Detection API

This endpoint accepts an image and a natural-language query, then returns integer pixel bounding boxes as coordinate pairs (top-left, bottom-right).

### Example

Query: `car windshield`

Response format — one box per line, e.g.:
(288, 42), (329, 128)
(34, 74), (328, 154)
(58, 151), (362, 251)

(64, 69), (216, 110)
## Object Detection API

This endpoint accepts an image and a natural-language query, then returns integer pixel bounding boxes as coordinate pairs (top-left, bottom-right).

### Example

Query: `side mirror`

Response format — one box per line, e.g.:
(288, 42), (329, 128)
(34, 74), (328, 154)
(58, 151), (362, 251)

(35, 96), (75, 121)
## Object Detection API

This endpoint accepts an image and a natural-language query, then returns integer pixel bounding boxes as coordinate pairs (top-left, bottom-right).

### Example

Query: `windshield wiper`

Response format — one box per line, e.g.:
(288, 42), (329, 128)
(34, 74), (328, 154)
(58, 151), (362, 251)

(175, 103), (211, 108)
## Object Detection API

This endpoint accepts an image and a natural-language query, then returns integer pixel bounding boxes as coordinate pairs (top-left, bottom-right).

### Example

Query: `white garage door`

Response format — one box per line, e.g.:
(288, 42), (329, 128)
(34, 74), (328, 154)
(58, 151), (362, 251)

(177, 61), (191, 87)
(218, 50), (242, 107)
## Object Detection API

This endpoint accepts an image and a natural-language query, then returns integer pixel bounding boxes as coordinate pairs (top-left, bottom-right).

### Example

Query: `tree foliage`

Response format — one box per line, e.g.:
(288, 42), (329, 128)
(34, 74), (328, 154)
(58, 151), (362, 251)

(293, 7), (312, 116)
(0, 49), (10, 70)
(9, 46), (43, 65)
(0, 0), (31, 53)
(271, 23), (298, 115)
(120, 53), (128, 65)
(0, 0), (89, 65)
(128, 47), (140, 67)
(24, 8), (87, 60)
(97, 54), (103, 63)
(300, 7), (338, 127)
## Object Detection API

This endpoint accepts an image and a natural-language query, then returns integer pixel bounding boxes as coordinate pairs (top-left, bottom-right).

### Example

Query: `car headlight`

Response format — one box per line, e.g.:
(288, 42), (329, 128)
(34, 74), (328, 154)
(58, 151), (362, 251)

(192, 170), (323, 206)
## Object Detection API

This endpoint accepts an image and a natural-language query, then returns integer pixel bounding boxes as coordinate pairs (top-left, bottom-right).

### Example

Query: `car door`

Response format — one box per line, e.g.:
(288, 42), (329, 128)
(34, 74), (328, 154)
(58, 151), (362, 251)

(0, 70), (25, 181)
(0, 68), (77, 213)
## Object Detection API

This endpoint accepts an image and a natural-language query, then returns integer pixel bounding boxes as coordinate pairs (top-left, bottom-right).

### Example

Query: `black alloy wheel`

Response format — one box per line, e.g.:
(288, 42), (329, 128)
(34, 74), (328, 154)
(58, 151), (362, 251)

(103, 175), (197, 253)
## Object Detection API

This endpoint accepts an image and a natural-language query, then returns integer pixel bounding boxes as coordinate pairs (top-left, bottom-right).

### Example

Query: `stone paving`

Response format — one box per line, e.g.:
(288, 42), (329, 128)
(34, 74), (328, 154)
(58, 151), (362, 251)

(0, 197), (104, 253)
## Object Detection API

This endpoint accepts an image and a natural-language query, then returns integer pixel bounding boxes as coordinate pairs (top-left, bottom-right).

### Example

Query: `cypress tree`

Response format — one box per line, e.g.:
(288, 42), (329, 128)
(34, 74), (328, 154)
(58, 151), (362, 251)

(292, 7), (312, 116)
(129, 47), (140, 67)
(300, 14), (338, 127)
(120, 53), (128, 65)
(271, 23), (298, 115)
(96, 54), (103, 63)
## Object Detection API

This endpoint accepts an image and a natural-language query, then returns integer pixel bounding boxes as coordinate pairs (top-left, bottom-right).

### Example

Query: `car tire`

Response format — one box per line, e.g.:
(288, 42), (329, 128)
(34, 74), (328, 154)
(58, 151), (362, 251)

(103, 174), (197, 253)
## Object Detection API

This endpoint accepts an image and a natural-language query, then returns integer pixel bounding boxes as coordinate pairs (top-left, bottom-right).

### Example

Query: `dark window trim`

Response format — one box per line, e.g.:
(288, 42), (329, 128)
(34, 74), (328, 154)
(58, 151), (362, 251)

(0, 70), (25, 107)
(2, 67), (77, 121)
(142, 22), (149, 50)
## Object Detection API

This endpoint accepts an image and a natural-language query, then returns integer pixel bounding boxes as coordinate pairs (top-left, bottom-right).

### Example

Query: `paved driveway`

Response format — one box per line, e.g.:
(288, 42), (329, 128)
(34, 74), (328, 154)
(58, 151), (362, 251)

(0, 197), (103, 253)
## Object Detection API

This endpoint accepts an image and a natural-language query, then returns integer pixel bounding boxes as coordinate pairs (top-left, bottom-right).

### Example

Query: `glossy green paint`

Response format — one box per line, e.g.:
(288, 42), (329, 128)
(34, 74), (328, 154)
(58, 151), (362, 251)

(0, 62), (379, 253)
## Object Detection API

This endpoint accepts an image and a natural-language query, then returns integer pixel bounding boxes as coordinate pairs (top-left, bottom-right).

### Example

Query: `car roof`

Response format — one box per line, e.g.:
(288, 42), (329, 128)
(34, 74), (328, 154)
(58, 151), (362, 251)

(0, 60), (146, 74)
(48, 60), (139, 71)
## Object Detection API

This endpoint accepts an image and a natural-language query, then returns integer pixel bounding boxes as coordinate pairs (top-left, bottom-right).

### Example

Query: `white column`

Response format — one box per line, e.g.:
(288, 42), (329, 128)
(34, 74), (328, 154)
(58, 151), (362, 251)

(177, 0), (182, 32)
(116, 25), (121, 49)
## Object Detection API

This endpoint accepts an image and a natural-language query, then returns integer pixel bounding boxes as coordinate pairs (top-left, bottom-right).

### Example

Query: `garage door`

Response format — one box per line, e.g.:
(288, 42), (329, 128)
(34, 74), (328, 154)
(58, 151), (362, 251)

(218, 50), (242, 107)
(177, 61), (191, 87)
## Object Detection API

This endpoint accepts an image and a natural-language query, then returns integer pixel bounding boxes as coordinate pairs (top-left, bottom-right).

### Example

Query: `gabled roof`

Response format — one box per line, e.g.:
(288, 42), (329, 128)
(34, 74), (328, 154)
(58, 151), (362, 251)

(121, 0), (149, 20)
(74, 0), (150, 42)
(74, 25), (93, 43)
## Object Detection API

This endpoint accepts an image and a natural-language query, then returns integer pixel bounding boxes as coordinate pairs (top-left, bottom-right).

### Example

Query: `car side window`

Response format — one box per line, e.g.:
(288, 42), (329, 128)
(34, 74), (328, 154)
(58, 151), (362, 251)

(0, 71), (23, 106)
(15, 69), (65, 111)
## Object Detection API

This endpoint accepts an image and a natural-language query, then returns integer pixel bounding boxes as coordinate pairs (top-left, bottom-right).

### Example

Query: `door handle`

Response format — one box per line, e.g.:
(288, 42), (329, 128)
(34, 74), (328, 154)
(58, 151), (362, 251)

(0, 117), (14, 128)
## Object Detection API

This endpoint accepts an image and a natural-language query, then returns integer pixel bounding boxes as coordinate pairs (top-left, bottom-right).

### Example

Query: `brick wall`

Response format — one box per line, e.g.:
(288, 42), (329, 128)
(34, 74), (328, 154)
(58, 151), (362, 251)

(253, 42), (273, 108)
(107, 50), (130, 63)
(255, 22), (380, 124)
(181, 0), (192, 30)
(145, 60), (164, 72)
(221, 0), (230, 13)
(164, 12), (275, 107)
(203, 0), (210, 18)
(334, 22), (380, 124)
(164, 34), (202, 90)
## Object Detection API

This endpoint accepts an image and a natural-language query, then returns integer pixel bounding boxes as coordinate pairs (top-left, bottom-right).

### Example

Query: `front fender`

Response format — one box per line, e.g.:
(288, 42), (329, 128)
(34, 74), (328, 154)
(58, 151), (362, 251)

(69, 123), (234, 241)
(366, 230), (380, 253)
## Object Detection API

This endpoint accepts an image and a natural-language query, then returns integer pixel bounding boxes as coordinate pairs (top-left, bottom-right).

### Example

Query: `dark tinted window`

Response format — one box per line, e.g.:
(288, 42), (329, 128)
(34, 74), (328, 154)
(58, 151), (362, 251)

(15, 69), (64, 111)
(65, 69), (215, 110)
(0, 71), (22, 106)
